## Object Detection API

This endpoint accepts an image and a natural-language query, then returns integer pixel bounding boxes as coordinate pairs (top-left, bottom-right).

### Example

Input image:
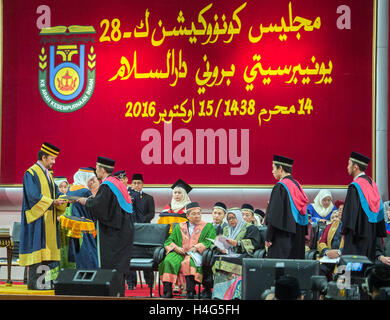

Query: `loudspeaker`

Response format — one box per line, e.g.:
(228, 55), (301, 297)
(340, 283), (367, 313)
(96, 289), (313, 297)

(54, 268), (124, 297)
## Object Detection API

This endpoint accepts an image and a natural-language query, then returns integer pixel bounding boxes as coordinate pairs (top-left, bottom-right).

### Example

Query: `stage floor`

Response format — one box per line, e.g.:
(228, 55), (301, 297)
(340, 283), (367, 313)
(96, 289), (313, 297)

(0, 283), (54, 296)
(0, 283), (164, 300)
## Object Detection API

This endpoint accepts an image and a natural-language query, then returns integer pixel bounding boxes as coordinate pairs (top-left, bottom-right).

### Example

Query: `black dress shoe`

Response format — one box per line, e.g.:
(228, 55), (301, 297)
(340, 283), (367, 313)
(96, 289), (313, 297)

(162, 291), (173, 298)
(186, 291), (195, 299)
(127, 284), (135, 290)
(163, 282), (173, 298)
(201, 288), (212, 299)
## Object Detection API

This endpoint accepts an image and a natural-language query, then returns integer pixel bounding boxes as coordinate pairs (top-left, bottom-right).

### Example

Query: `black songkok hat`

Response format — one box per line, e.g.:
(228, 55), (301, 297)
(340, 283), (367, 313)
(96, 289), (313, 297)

(41, 142), (60, 157)
(275, 276), (301, 300)
(213, 202), (227, 212)
(254, 209), (265, 218)
(132, 173), (144, 181)
(114, 170), (127, 179)
(171, 178), (192, 194)
(241, 203), (254, 213)
(350, 152), (370, 166)
(273, 155), (294, 167)
(186, 201), (200, 213)
(97, 156), (115, 170)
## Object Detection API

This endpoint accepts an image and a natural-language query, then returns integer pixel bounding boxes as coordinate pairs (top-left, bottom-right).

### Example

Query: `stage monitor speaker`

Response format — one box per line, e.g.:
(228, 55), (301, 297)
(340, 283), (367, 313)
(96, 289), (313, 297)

(54, 268), (124, 297)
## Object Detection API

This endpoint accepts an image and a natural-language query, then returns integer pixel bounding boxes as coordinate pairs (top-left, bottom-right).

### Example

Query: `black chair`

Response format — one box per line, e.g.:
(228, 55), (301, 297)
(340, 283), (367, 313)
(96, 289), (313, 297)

(129, 223), (170, 297)
(253, 226), (267, 258)
(154, 238), (216, 299)
(305, 222), (327, 260)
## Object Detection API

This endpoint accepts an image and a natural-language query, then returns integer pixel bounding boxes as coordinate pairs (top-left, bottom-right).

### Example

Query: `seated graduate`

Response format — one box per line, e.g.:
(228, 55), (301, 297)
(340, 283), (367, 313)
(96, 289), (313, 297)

(158, 179), (192, 233)
(211, 208), (261, 300)
(254, 208), (266, 226)
(217, 208), (261, 255)
(211, 202), (228, 235)
(331, 200), (345, 222)
(200, 202), (228, 299)
(159, 202), (216, 299)
(317, 206), (344, 281)
(307, 189), (336, 224)
(241, 203), (261, 226)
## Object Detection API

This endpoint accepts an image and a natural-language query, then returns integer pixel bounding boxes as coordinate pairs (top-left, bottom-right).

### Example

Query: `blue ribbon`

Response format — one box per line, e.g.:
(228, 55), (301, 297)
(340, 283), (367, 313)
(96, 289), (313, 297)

(102, 180), (133, 214)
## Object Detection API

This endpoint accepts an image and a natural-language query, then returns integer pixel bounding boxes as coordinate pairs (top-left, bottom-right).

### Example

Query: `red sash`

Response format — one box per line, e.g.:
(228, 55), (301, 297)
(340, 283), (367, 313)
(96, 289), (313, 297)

(281, 177), (309, 216)
(354, 176), (381, 213)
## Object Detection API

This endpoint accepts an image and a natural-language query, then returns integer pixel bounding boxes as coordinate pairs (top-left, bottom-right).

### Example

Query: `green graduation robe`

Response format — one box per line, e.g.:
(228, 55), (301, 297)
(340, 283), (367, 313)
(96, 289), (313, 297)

(159, 221), (216, 284)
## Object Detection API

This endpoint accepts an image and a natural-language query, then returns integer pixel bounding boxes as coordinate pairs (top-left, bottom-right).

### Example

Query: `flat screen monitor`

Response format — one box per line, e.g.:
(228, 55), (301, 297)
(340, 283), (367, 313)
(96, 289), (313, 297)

(242, 258), (320, 300)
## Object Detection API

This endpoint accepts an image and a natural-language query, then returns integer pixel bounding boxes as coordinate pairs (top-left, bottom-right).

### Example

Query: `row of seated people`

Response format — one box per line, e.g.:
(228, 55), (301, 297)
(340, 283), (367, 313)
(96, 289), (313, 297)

(157, 199), (390, 300)
(158, 202), (264, 299)
(315, 204), (390, 283)
(53, 173), (390, 299)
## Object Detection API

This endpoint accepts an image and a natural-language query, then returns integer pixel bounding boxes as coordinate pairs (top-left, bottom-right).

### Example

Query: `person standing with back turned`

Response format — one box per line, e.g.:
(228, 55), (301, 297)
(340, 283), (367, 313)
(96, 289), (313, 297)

(265, 155), (309, 259)
(77, 156), (134, 296)
(341, 152), (386, 261)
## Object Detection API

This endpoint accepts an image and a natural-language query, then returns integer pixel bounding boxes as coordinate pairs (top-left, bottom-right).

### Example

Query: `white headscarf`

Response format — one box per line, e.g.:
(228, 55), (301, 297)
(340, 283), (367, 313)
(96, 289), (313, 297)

(170, 186), (191, 212)
(73, 169), (96, 188)
(54, 177), (68, 187)
(312, 189), (334, 218)
(227, 208), (247, 240)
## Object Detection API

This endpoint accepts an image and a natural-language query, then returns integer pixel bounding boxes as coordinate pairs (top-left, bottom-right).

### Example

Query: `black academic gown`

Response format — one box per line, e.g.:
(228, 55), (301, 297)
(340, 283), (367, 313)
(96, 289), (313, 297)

(341, 175), (386, 262)
(265, 176), (307, 259)
(86, 183), (134, 275)
(140, 192), (155, 223)
(128, 188), (145, 223)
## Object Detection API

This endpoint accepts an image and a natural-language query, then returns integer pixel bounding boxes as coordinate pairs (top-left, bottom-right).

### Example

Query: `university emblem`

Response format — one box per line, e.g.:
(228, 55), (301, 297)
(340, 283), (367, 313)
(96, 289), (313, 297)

(38, 25), (96, 112)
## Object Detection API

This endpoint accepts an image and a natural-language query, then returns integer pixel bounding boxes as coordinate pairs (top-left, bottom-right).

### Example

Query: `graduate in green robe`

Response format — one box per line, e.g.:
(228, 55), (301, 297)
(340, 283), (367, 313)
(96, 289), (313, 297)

(159, 201), (216, 299)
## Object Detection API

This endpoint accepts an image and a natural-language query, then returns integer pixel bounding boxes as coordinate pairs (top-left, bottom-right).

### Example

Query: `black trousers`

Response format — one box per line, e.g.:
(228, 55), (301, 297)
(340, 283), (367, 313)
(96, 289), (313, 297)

(126, 270), (155, 286)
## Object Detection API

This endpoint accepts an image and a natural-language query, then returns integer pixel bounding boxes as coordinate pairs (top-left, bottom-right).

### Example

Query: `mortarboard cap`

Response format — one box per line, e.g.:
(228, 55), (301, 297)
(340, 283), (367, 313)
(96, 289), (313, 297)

(171, 178), (192, 194)
(350, 152), (370, 166)
(273, 155), (294, 167)
(132, 173), (144, 181)
(41, 142), (60, 157)
(275, 276), (301, 300)
(241, 203), (254, 213)
(186, 201), (200, 213)
(114, 170), (127, 179)
(213, 202), (227, 212)
(97, 156), (115, 170)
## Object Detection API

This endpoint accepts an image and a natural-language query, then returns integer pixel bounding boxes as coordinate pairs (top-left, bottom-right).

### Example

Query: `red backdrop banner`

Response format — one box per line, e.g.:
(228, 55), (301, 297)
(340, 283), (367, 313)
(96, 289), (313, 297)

(1, 0), (375, 185)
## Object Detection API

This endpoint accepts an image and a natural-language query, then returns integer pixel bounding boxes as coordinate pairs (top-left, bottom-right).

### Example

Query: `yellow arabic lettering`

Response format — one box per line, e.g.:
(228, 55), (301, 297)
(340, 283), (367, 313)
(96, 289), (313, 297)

(257, 98), (313, 126)
(108, 49), (188, 84)
(134, 9), (150, 38)
(244, 54), (333, 90)
(248, 1), (321, 43)
(195, 55), (236, 94)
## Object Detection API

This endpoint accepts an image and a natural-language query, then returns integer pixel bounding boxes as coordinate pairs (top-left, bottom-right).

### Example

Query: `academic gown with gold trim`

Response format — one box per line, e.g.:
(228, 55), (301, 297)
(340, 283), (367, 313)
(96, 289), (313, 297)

(19, 163), (67, 266)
